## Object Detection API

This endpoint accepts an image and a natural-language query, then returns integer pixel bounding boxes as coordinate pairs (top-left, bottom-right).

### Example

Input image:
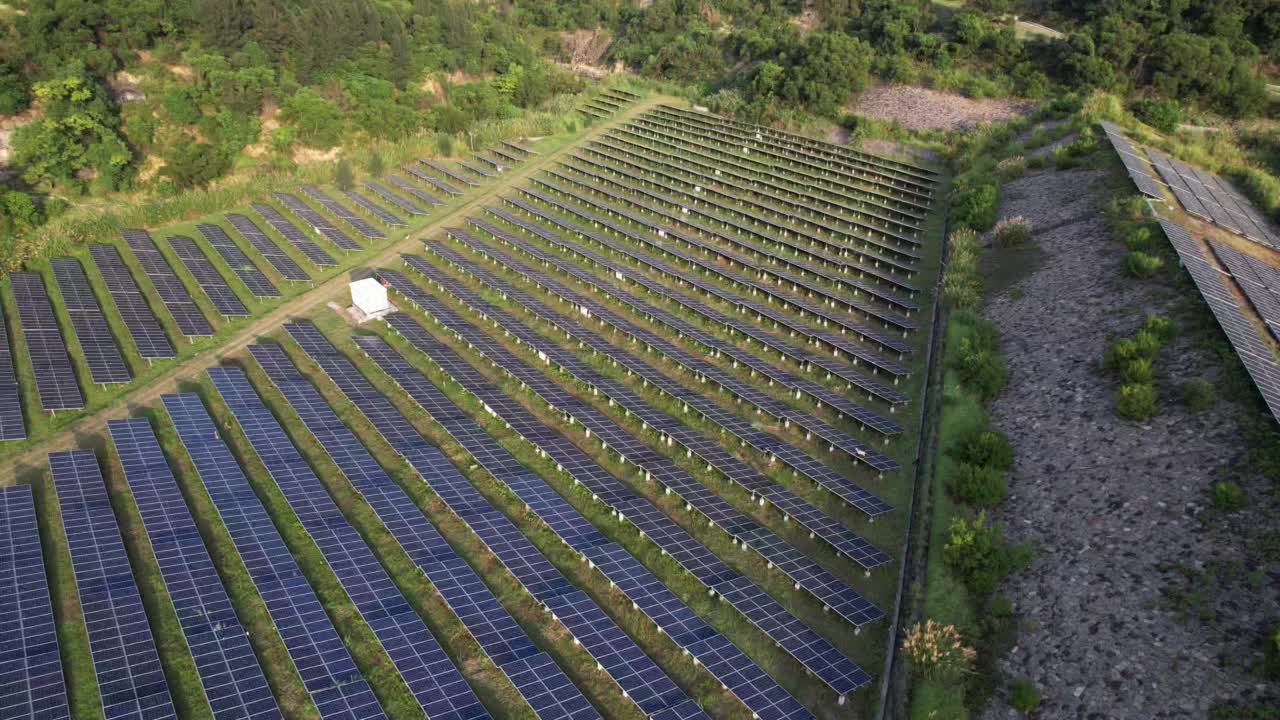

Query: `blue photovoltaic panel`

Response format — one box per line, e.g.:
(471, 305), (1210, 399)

(364, 182), (429, 216)
(195, 224), (281, 298)
(246, 342), (599, 720)
(160, 393), (387, 720)
(225, 214), (312, 281)
(206, 367), (489, 720)
(273, 193), (364, 250)
(88, 244), (177, 360)
(108, 418), (282, 720)
(387, 175), (444, 206)
(250, 203), (339, 267)
(167, 236), (249, 317)
(11, 272), (85, 410)
(120, 229), (213, 337)
(342, 190), (406, 227)
(299, 185), (386, 240)
(0, 299), (24, 440)
(402, 164), (462, 196)
(50, 257), (131, 385)
(0, 485), (69, 720)
(48, 449), (177, 720)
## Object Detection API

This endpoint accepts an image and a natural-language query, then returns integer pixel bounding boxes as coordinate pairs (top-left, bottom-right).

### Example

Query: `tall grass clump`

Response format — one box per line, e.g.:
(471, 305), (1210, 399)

(1104, 314), (1175, 420)
(993, 216), (1033, 247)
(943, 227), (983, 310)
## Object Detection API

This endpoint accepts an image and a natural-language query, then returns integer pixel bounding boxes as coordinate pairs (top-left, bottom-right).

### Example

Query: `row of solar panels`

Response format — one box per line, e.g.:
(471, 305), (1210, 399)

(0, 168), (456, 435)
(579, 88), (640, 120)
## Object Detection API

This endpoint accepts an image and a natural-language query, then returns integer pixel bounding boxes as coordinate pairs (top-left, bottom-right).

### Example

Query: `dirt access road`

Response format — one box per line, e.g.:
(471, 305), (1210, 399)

(0, 93), (674, 486)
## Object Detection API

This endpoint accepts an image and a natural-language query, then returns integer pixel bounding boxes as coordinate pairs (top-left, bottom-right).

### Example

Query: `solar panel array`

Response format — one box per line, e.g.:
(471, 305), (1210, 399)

(1145, 148), (1280, 251)
(51, 257), (131, 384)
(162, 393), (387, 720)
(0, 303), (24, 439)
(207, 367), (490, 720)
(420, 160), (478, 187)
(364, 182), (429, 216)
(397, 249), (891, 577)
(341, 190), (406, 227)
(0, 485), (68, 719)
(299, 185), (385, 240)
(245, 342), (601, 720)
(1208, 241), (1280, 343)
(167, 236), (250, 317)
(11, 272), (84, 410)
(88, 243), (176, 359)
(1158, 219), (1280, 421)
(403, 164), (463, 196)
(196, 224), (281, 297)
(49, 449), (177, 720)
(503, 141), (537, 156)
(107, 418), (282, 720)
(457, 160), (494, 179)
(120, 229), (214, 337)
(387, 175), (445, 206)
(366, 305), (873, 696)
(271, 194), (362, 251)
(230, 211), (319, 278)
(278, 323), (711, 719)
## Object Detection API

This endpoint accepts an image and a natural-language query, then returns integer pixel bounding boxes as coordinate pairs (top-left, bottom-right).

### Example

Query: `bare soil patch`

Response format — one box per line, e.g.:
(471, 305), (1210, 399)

(977, 167), (1279, 717)
(851, 84), (1034, 131)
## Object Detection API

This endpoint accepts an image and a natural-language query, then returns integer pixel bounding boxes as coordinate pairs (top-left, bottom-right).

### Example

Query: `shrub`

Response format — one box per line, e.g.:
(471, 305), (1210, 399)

(993, 216), (1033, 247)
(435, 133), (455, 157)
(948, 462), (1007, 507)
(1116, 382), (1157, 420)
(954, 338), (1008, 400)
(1133, 98), (1183, 133)
(943, 227), (983, 309)
(367, 152), (385, 177)
(996, 155), (1026, 180)
(1125, 251), (1164, 277)
(902, 620), (976, 680)
(944, 511), (1013, 593)
(1211, 480), (1246, 511)
(1141, 314), (1176, 342)
(1121, 357), (1154, 384)
(954, 182), (999, 231)
(1026, 154), (1047, 170)
(1123, 226), (1153, 250)
(1266, 624), (1280, 679)
(334, 158), (354, 191)
(1181, 378), (1216, 411)
(955, 428), (1014, 469)
(1009, 677), (1042, 713)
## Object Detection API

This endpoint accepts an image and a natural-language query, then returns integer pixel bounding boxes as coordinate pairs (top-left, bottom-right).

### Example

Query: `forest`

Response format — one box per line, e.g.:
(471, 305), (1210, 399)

(1, 0), (1278, 238)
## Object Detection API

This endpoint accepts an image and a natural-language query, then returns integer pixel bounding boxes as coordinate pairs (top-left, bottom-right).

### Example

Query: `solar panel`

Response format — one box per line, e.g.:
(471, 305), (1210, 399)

(226, 213), (315, 279)
(341, 190), (406, 227)
(0, 300), (25, 440)
(270, 193), (363, 251)
(166, 236), (249, 316)
(457, 161), (494, 179)
(107, 418), (282, 720)
(403, 164), (463, 195)
(364, 182), (430, 216)
(250, 203), (338, 267)
(387, 175), (445, 206)
(196, 224), (281, 297)
(503, 141), (537, 156)
(488, 146), (523, 164)
(48, 449), (178, 720)
(1141, 145), (1280, 250)
(370, 309), (872, 697)
(120, 229), (214, 337)
(50, 257), (131, 385)
(299, 185), (385, 239)
(10, 272), (84, 410)
(0, 485), (69, 720)
(206, 366), (489, 720)
(245, 343), (602, 719)
(420, 160), (479, 187)
(500, 653), (598, 720)
(160, 393), (388, 720)
(87, 244), (176, 359)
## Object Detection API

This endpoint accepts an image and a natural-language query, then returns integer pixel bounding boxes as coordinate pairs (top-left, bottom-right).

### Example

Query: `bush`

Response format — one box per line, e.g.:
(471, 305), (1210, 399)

(955, 428), (1014, 470)
(1141, 314), (1176, 342)
(367, 152), (385, 177)
(1181, 378), (1216, 411)
(943, 228), (983, 309)
(944, 512), (1013, 593)
(1121, 357), (1154, 384)
(954, 337), (1008, 400)
(1211, 480), (1246, 511)
(1133, 98), (1183, 133)
(954, 182), (999, 231)
(996, 155), (1026, 181)
(1009, 677), (1042, 713)
(1266, 624), (1280, 679)
(993, 216), (1033, 247)
(435, 133), (455, 157)
(1116, 382), (1157, 420)
(1026, 154), (1047, 170)
(1123, 226), (1153, 250)
(1125, 251), (1165, 277)
(902, 620), (976, 680)
(948, 462), (1007, 507)
(334, 158), (354, 191)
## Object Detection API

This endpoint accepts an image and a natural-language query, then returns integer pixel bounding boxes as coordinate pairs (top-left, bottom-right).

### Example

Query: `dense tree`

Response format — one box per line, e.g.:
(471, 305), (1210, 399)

(280, 88), (344, 147)
(162, 142), (231, 188)
(11, 67), (132, 190)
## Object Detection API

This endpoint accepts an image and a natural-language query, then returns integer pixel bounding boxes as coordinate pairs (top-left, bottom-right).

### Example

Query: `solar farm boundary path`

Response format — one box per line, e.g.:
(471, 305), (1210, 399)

(0, 92), (672, 487)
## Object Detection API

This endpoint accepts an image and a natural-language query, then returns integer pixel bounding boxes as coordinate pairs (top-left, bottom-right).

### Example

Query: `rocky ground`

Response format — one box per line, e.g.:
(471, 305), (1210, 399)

(976, 166), (1279, 718)
(851, 84), (1034, 131)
